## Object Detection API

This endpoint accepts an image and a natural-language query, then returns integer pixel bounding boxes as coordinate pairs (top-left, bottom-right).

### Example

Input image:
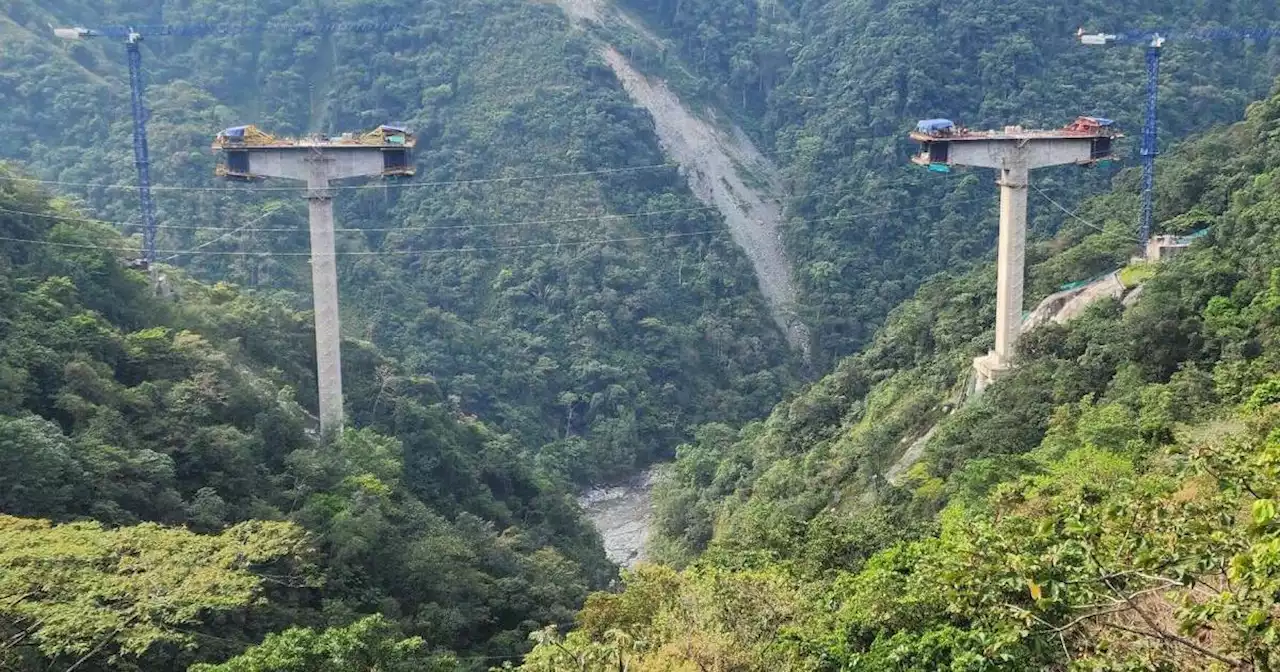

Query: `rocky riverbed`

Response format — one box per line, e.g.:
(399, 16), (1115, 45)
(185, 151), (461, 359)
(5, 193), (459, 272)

(579, 467), (658, 568)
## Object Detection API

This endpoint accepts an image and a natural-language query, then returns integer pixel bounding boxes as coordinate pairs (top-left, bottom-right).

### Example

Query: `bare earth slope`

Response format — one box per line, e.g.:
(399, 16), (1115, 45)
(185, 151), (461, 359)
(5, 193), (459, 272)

(550, 0), (810, 356)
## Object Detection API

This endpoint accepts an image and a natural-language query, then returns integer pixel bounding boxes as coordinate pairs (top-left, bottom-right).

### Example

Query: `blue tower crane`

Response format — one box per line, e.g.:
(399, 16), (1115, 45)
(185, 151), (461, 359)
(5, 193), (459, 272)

(1078, 27), (1277, 257)
(52, 20), (402, 268)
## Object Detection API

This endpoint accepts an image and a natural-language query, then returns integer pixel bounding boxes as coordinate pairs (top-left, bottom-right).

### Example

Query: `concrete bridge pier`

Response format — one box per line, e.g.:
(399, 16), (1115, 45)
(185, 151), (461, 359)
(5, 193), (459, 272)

(909, 119), (1121, 392)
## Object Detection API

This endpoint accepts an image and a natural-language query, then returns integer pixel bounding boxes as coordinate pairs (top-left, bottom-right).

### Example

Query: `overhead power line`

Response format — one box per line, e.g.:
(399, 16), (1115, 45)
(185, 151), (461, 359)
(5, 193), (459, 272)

(0, 193), (1009, 257)
(1032, 185), (1139, 242)
(0, 130), (914, 195)
(161, 208), (282, 261)
(0, 183), (1007, 233)
(0, 229), (731, 256)
(0, 163), (679, 193)
(0, 203), (716, 232)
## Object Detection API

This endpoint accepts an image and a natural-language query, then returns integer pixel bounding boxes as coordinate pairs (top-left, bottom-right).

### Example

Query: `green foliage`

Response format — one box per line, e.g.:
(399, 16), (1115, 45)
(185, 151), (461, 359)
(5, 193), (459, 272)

(535, 60), (1280, 671)
(0, 0), (800, 486)
(622, 0), (1280, 362)
(1119, 262), (1158, 288)
(524, 392), (1280, 670)
(188, 616), (453, 672)
(514, 563), (812, 671)
(7, 0), (1280, 669)
(651, 82), (1280, 567)
(0, 515), (312, 666)
(0, 179), (609, 670)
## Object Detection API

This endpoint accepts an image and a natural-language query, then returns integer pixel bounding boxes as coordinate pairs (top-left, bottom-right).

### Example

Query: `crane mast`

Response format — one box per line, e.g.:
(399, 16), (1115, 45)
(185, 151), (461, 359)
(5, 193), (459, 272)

(125, 33), (158, 268)
(1077, 27), (1276, 258)
(1138, 36), (1163, 252)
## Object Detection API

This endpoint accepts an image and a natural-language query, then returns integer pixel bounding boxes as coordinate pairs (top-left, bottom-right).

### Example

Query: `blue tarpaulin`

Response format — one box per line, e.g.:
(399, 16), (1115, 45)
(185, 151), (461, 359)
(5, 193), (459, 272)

(220, 126), (248, 138)
(1083, 117), (1115, 126)
(916, 119), (955, 134)
(1174, 228), (1210, 245)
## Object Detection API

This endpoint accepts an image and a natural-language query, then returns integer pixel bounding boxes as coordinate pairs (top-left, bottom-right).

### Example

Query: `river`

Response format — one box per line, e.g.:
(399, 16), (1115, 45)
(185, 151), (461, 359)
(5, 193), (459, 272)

(578, 467), (658, 568)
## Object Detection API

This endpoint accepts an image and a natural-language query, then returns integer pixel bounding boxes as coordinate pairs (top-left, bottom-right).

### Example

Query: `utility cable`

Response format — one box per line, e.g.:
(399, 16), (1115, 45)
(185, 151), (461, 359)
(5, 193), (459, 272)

(0, 186), (1009, 234)
(161, 208), (282, 261)
(0, 132), (915, 194)
(0, 163), (679, 193)
(0, 194), (1007, 258)
(1032, 184), (1139, 243)
(0, 229), (730, 256)
(0, 203), (716, 232)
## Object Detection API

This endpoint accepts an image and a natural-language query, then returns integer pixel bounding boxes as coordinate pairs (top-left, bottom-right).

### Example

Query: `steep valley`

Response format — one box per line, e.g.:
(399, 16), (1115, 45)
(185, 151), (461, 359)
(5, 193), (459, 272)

(5, 0), (1280, 670)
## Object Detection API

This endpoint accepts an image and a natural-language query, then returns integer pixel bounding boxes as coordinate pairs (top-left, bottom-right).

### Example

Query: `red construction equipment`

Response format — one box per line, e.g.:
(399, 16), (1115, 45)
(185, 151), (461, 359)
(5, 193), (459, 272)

(1064, 116), (1115, 133)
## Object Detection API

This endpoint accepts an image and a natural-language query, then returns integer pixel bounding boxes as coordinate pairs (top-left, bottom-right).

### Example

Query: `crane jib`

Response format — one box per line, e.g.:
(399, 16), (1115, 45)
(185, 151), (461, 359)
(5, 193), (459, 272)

(86, 21), (409, 40)
(1110, 27), (1279, 44)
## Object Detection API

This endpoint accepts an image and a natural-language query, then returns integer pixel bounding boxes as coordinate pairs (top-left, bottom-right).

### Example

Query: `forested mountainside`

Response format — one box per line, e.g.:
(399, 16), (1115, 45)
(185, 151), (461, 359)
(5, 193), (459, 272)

(0, 0), (798, 484)
(516, 79), (1280, 670)
(7, 0), (1280, 669)
(0, 175), (612, 669)
(619, 0), (1280, 363)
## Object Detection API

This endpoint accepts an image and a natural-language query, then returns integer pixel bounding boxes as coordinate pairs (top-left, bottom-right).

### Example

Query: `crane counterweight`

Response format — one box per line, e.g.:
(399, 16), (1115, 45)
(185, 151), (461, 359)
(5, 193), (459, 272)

(1077, 31), (1116, 45)
(52, 27), (93, 40)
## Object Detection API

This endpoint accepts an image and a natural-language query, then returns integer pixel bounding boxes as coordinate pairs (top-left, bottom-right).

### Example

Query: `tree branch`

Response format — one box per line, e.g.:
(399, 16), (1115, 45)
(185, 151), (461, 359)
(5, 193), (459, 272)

(0, 594), (32, 610)
(62, 625), (124, 672)
(1044, 605), (1131, 634)
(1072, 582), (1181, 611)
(1, 618), (41, 652)
(1093, 556), (1244, 669)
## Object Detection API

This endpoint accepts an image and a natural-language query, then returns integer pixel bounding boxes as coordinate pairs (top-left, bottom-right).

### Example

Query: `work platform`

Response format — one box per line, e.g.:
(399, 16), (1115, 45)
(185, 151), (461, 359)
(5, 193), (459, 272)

(910, 117), (1120, 173)
(213, 124), (416, 180)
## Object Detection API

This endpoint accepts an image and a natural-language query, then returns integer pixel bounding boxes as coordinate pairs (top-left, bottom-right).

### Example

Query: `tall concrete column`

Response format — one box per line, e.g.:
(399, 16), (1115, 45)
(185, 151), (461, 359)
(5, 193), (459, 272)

(305, 151), (344, 439)
(993, 159), (1029, 367)
(214, 125), (416, 440)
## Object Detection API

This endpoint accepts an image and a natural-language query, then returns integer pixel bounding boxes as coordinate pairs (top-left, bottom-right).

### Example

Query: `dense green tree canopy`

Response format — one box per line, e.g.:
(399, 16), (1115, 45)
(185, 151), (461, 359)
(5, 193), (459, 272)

(0, 173), (611, 669)
(0, 0), (800, 485)
(6, 0), (1280, 669)
(526, 67), (1280, 672)
(187, 616), (453, 672)
(0, 516), (312, 668)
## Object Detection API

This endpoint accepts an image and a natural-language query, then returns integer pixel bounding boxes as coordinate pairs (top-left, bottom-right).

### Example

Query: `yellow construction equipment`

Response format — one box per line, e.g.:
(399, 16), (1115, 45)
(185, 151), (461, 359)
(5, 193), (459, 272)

(212, 125), (279, 148)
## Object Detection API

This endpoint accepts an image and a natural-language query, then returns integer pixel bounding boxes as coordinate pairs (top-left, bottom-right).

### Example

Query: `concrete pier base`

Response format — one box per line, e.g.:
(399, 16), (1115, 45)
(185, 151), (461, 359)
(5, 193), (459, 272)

(972, 352), (1013, 394)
